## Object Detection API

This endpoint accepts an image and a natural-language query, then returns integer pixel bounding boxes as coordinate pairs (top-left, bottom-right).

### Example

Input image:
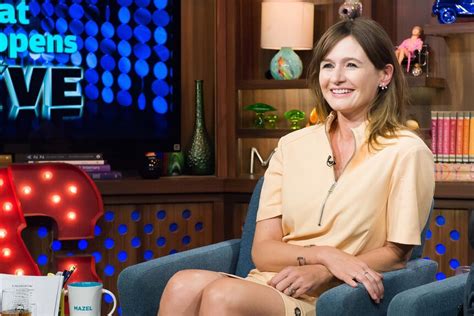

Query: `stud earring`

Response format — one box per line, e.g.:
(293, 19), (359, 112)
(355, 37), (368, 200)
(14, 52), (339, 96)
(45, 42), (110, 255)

(378, 83), (388, 91)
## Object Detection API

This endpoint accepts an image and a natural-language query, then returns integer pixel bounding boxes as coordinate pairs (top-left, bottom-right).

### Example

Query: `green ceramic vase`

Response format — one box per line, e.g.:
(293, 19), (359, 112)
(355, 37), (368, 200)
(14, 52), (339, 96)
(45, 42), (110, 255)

(184, 80), (214, 175)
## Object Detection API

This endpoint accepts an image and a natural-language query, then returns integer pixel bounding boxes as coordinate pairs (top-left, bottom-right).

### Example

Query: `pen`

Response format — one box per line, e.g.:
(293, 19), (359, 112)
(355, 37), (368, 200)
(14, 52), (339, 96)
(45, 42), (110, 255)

(62, 265), (76, 287)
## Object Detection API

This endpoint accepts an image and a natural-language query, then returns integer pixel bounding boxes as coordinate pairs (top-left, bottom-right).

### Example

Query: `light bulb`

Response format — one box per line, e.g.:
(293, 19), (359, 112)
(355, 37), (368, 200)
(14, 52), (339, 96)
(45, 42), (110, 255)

(51, 194), (61, 204)
(2, 248), (11, 257)
(42, 171), (53, 180)
(0, 229), (7, 238)
(3, 202), (13, 212)
(68, 185), (78, 194)
(15, 268), (24, 275)
(67, 211), (77, 220)
(22, 186), (32, 195)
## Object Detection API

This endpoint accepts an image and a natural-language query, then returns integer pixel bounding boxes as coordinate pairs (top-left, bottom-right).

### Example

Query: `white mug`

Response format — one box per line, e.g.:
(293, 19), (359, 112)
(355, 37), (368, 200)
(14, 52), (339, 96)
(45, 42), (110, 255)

(64, 282), (116, 316)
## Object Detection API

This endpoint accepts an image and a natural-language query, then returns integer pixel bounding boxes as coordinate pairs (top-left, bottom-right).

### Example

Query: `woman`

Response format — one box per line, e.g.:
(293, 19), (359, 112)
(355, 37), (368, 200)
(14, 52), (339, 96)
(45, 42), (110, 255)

(158, 17), (434, 316)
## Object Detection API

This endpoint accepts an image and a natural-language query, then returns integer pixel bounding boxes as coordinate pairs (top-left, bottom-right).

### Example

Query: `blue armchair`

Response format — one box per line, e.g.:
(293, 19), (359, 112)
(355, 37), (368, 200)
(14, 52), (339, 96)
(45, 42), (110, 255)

(118, 178), (438, 316)
(387, 265), (473, 315)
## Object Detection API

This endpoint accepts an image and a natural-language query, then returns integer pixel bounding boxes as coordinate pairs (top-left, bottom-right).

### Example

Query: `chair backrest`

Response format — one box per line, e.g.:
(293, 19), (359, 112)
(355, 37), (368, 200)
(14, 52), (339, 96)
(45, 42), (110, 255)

(235, 177), (263, 277)
(410, 200), (434, 260)
(234, 178), (433, 275)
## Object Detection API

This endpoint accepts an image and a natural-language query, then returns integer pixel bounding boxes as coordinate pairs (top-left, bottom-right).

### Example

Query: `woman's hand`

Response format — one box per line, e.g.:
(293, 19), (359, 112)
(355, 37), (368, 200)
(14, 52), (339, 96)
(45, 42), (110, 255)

(318, 246), (384, 303)
(267, 264), (333, 298)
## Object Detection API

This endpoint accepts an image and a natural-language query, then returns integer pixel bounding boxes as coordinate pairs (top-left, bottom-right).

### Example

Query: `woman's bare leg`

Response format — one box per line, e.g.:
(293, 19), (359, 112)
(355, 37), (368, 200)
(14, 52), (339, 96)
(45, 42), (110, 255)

(158, 269), (223, 316)
(199, 277), (286, 316)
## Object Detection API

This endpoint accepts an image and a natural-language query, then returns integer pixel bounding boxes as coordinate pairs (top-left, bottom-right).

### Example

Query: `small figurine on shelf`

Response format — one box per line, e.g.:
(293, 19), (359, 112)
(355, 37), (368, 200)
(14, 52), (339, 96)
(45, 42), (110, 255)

(284, 109), (305, 130)
(305, 108), (321, 127)
(395, 26), (423, 73)
(244, 103), (277, 129)
(264, 114), (278, 129)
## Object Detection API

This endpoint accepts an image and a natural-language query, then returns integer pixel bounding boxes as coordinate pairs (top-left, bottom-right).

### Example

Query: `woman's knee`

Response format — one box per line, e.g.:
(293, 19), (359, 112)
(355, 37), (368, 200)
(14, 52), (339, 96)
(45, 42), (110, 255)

(201, 279), (244, 311)
(165, 270), (203, 295)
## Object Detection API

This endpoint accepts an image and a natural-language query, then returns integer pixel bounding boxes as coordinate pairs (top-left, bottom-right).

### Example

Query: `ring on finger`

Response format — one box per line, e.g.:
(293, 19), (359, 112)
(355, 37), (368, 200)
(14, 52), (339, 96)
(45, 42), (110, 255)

(288, 287), (296, 295)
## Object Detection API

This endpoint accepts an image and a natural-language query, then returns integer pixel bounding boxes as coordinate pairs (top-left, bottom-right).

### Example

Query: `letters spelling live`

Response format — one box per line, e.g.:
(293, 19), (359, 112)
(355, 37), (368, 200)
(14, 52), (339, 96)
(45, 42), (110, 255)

(0, 0), (83, 121)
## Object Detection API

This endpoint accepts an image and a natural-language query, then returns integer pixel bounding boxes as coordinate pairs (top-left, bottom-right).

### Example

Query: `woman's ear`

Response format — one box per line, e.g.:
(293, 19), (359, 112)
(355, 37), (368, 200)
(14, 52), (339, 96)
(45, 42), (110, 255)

(380, 64), (394, 86)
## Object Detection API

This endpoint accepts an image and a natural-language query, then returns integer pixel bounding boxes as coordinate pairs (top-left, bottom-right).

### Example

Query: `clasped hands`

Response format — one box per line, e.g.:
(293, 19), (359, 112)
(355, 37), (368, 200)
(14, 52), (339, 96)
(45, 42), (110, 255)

(267, 246), (383, 303)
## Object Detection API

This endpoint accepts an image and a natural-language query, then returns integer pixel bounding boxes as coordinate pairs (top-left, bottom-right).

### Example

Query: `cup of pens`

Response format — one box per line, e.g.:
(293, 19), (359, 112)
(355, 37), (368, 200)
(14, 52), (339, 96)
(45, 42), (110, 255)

(64, 282), (116, 316)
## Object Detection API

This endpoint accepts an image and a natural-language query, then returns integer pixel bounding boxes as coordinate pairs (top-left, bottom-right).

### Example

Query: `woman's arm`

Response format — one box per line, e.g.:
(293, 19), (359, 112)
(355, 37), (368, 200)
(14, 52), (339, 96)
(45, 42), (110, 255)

(252, 216), (321, 272)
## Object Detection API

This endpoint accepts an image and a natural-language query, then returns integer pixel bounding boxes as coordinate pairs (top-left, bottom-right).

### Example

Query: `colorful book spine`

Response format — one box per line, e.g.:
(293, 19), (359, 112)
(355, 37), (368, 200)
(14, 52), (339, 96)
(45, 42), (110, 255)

(431, 111), (438, 162)
(87, 171), (122, 180)
(27, 160), (106, 165)
(16, 153), (103, 162)
(78, 164), (111, 172)
(470, 112), (474, 163)
(442, 112), (450, 163)
(463, 112), (470, 163)
(449, 112), (456, 163)
(455, 112), (464, 163)
(437, 112), (445, 162)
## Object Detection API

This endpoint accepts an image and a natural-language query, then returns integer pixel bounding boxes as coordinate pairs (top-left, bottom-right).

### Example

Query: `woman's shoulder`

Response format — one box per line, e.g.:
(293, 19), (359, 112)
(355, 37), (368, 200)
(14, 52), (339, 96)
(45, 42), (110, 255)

(390, 129), (431, 154)
(279, 124), (324, 146)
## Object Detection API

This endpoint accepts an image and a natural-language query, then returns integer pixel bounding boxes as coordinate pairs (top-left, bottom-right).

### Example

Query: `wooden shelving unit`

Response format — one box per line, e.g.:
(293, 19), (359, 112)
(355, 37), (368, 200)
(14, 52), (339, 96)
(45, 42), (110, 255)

(424, 22), (474, 37)
(405, 76), (446, 88)
(237, 79), (308, 90)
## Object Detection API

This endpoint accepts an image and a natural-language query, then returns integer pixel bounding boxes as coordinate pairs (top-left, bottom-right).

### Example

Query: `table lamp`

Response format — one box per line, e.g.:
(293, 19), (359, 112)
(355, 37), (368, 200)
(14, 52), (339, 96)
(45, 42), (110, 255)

(261, 0), (314, 80)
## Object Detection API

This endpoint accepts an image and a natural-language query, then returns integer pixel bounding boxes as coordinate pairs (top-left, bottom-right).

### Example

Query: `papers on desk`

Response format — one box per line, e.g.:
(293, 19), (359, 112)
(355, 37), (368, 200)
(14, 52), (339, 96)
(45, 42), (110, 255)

(0, 273), (64, 316)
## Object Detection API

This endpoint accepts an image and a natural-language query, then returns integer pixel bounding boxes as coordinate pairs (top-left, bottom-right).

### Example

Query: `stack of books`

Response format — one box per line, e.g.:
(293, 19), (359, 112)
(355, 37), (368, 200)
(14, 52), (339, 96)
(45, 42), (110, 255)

(431, 111), (474, 163)
(14, 153), (122, 180)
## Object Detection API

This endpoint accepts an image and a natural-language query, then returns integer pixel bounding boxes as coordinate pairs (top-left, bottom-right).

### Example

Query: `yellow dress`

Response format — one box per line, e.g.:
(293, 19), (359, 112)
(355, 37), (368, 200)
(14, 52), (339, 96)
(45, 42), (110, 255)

(246, 113), (435, 315)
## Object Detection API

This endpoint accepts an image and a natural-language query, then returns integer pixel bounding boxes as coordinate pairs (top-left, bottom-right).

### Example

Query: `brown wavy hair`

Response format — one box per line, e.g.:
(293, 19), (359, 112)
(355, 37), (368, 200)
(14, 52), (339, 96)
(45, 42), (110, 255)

(307, 17), (408, 150)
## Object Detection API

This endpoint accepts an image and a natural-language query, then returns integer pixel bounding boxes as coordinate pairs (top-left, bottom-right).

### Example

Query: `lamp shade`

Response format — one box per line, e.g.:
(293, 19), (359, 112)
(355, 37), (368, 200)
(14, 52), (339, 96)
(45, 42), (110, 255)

(261, 1), (314, 50)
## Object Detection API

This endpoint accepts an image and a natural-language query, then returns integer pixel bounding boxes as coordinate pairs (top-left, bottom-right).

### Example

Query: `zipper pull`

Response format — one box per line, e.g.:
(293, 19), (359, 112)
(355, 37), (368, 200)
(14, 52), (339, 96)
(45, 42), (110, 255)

(318, 181), (337, 226)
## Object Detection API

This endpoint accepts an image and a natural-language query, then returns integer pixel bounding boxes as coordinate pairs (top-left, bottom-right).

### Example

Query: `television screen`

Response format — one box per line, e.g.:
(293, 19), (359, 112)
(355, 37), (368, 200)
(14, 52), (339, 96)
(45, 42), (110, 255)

(0, 0), (180, 170)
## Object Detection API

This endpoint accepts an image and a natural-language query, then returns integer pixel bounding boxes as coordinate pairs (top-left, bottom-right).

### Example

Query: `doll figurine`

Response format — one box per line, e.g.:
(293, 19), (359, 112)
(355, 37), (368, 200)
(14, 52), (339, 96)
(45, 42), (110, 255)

(395, 25), (423, 73)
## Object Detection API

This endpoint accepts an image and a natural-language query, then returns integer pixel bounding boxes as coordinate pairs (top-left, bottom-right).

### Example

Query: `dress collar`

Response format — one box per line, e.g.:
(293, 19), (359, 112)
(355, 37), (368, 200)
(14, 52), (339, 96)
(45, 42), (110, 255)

(324, 111), (368, 150)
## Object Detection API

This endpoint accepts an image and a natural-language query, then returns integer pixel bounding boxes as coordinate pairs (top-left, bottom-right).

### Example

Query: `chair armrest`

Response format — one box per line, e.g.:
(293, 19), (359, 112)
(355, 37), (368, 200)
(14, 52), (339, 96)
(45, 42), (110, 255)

(316, 259), (438, 316)
(388, 273), (468, 316)
(118, 239), (241, 316)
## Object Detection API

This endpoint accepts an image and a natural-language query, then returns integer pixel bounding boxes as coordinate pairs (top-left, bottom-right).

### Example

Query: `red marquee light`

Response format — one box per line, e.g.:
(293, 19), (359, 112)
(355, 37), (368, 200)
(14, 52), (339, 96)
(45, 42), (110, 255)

(67, 211), (77, 221)
(15, 268), (24, 276)
(68, 185), (78, 194)
(21, 186), (32, 195)
(0, 163), (103, 278)
(42, 171), (53, 181)
(2, 248), (12, 257)
(3, 202), (13, 212)
(51, 194), (61, 204)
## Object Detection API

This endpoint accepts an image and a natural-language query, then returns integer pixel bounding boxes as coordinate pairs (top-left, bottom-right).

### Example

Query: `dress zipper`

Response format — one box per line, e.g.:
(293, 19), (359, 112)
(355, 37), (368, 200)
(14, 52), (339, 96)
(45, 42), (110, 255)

(318, 126), (357, 226)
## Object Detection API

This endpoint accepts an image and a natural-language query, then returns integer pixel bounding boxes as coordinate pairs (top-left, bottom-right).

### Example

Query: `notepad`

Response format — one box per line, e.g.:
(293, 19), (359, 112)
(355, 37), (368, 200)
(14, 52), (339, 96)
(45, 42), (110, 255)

(0, 273), (64, 316)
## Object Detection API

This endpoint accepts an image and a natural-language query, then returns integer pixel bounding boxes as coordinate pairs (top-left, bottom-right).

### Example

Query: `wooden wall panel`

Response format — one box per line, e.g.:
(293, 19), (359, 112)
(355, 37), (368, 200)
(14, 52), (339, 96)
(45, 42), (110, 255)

(181, 0), (216, 151)
(423, 209), (470, 278)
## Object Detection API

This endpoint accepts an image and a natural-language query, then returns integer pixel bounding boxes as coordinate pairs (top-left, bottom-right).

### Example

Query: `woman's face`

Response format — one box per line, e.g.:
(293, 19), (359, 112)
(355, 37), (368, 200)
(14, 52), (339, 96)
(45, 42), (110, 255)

(319, 36), (387, 121)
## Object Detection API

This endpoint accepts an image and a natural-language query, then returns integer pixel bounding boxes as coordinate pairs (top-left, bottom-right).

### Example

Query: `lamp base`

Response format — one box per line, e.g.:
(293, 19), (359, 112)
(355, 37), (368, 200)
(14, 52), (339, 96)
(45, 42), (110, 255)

(270, 47), (303, 80)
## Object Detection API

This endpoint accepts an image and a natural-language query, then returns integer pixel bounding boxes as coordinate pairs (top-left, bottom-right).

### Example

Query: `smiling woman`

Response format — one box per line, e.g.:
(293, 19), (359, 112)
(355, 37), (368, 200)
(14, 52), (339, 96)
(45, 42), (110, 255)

(158, 17), (434, 316)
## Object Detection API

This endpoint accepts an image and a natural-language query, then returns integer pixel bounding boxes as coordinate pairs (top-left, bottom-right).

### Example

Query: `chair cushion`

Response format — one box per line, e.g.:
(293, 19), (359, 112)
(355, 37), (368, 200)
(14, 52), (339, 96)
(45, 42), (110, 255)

(235, 177), (264, 277)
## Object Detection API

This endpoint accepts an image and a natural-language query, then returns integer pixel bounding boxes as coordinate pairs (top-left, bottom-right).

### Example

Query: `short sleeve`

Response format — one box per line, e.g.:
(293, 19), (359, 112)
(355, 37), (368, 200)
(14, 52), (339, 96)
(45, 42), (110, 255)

(387, 145), (435, 245)
(256, 140), (284, 222)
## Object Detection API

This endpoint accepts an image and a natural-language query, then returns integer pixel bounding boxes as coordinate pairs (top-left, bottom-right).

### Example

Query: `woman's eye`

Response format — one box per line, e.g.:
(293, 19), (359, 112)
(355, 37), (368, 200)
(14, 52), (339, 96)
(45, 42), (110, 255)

(347, 62), (358, 68)
(321, 63), (333, 69)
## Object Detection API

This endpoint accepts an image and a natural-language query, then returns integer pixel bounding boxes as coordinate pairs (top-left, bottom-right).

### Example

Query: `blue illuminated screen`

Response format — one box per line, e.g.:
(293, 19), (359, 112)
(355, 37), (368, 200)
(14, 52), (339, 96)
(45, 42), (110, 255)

(0, 0), (180, 167)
